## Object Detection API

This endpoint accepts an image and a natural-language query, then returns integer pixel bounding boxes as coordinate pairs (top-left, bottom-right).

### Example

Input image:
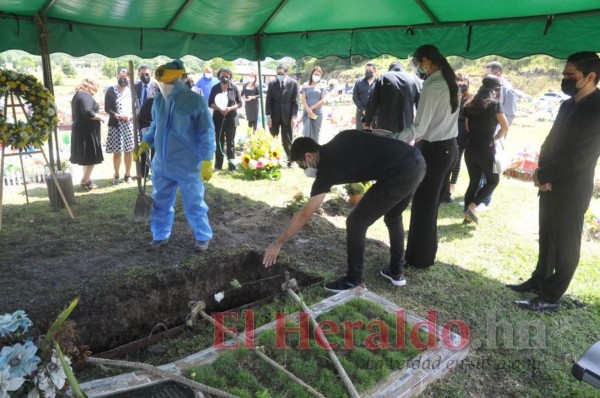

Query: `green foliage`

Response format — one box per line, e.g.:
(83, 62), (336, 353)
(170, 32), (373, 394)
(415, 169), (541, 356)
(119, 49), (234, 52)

(101, 59), (118, 78)
(283, 192), (309, 215)
(208, 57), (234, 74)
(42, 296), (80, 356)
(60, 61), (77, 77)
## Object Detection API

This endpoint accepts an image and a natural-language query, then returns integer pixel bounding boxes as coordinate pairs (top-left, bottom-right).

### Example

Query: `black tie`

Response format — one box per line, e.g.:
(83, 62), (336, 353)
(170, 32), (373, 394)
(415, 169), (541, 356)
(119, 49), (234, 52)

(280, 81), (284, 90)
(141, 84), (148, 106)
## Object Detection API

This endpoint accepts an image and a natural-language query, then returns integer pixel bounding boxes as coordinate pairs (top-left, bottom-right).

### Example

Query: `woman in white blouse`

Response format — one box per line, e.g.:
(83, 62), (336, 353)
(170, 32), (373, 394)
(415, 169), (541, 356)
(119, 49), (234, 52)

(393, 44), (460, 269)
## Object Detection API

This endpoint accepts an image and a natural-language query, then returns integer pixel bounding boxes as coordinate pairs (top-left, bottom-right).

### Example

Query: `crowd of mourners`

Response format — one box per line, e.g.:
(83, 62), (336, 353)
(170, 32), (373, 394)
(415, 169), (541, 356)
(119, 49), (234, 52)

(68, 46), (600, 313)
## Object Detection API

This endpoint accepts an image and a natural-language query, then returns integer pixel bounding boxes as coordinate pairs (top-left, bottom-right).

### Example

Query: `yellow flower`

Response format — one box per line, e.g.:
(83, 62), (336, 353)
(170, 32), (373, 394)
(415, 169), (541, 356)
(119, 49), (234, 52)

(241, 154), (251, 169)
(271, 150), (280, 159)
(8, 82), (17, 89)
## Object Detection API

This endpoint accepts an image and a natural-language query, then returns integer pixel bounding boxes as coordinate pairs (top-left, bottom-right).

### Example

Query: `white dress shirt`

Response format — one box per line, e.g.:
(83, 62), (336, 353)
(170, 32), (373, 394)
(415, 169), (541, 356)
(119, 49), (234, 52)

(394, 70), (458, 143)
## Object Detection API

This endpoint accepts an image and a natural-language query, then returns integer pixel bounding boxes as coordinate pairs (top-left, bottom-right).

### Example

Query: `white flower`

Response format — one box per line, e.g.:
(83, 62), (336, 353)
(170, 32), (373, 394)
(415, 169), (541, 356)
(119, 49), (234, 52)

(31, 371), (55, 398)
(0, 368), (24, 398)
(248, 159), (258, 170)
(214, 292), (225, 303)
(46, 350), (69, 390)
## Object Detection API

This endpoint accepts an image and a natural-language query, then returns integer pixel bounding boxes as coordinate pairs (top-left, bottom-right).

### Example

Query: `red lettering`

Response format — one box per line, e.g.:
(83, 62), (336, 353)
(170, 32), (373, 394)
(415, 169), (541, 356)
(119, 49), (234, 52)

(441, 319), (470, 350)
(395, 310), (406, 349)
(213, 312), (239, 349)
(275, 312), (310, 349)
(341, 320), (363, 349)
(364, 320), (390, 349)
(243, 310), (255, 349)
(410, 309), (439, 349)
(315, 319), (339, 349)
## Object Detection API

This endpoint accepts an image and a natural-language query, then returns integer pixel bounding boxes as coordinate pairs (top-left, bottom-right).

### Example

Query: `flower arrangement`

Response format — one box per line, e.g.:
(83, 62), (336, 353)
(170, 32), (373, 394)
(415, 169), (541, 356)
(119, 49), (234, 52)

(0, 70), (59, 150)
(239, 128), (284, 180)
(503, 147), (539, 181)
(0, 298), (87, 398)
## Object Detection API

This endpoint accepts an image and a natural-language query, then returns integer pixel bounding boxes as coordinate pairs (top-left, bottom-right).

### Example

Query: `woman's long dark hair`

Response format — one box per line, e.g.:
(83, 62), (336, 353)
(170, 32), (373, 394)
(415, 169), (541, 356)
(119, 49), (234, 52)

(464, 76), (501, 115)
(413, 44), (459, 113)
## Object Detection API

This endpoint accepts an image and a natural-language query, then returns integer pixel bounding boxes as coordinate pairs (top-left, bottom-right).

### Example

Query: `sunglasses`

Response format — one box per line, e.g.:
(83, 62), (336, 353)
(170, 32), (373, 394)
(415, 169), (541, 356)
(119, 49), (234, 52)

(140, 73), (151, 77)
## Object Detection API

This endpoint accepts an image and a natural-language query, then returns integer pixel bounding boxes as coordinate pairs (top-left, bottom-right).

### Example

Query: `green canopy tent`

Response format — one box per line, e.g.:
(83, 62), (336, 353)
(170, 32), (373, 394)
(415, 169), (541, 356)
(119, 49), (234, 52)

(2, 0), (600, 165)
(2, 0), (600, 60)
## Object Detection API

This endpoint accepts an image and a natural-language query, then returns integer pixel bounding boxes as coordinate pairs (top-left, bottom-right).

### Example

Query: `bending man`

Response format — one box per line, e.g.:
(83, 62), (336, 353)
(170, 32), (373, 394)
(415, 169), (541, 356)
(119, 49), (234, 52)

(263, 130), (426, 292)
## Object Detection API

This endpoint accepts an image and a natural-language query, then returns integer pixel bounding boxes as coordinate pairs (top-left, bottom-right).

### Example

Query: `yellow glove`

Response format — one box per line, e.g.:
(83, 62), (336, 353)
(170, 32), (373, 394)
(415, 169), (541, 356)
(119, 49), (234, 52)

(133, 141), (150, 162)
(201, 160), (213, 182)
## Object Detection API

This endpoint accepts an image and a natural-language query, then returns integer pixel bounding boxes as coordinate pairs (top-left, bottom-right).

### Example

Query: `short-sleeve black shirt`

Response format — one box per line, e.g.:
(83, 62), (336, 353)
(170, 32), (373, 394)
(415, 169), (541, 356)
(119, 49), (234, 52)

(464, 102), (504, 149)
(310, 130), (423, 197)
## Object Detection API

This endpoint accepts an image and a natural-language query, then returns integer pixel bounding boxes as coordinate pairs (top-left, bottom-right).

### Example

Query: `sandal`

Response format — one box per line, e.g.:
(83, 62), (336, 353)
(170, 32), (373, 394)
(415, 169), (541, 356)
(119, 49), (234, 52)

(81, 180), (99, 191)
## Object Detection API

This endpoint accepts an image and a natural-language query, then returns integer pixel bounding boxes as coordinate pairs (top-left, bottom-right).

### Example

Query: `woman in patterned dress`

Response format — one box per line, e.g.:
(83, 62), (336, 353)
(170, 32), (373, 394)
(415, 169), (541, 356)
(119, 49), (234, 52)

(105, 68), (134, 184)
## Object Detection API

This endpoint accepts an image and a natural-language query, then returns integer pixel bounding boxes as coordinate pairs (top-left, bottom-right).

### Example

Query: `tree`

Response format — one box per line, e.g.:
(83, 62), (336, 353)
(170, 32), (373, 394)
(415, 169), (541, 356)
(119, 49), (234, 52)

(101, 59), (118, 78)
(207, 57), (234, 74)
(61, 61), (77, 77)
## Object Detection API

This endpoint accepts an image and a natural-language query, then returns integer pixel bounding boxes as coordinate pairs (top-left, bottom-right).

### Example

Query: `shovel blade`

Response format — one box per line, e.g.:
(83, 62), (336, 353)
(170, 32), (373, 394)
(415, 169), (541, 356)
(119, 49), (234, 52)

(134, 194), (153, 223)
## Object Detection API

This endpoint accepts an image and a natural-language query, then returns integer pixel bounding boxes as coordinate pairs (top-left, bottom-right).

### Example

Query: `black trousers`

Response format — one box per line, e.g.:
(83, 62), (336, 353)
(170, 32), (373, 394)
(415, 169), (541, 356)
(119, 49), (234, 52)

(215, 123), (237, 170)
(530, 191), (585, 303)
(270, 121), (293, 161)
(406, 138), (458, 268)
(346, 157), (426, 282)
(464, 146), (499, 208)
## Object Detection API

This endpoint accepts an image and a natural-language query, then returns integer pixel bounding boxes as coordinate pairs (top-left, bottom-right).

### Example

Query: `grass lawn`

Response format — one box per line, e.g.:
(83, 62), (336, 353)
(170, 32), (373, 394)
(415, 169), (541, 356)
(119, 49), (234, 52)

(1, 103), (599, 397)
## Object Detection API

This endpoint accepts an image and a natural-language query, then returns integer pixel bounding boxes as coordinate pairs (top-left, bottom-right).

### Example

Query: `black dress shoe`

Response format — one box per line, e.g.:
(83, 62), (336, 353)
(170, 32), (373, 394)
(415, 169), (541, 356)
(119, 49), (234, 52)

(505, 280), (537, 293)
(515, 297), (559, 312)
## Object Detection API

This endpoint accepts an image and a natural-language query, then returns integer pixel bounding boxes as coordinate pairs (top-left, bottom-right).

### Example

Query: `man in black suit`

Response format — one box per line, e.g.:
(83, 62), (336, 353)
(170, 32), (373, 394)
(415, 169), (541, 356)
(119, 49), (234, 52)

(507, 52), (600, 312)
(135, 64), (158, 177)
(135, 64), (159, 111)
(266, 63), (299, 165)
(362, 61), (421, 134)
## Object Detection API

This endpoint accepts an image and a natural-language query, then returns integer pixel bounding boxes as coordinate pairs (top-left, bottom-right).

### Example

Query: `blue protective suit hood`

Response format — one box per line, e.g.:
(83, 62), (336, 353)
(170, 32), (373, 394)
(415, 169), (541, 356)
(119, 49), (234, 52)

(143, 79), (216, 179)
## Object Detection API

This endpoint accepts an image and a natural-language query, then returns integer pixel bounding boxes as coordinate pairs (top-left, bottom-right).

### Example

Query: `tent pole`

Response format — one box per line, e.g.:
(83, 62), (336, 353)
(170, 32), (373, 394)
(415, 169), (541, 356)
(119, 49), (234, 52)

(257, 59), (266, 131)
(34, 13), (59, 172)
(256, 36), (266, 131)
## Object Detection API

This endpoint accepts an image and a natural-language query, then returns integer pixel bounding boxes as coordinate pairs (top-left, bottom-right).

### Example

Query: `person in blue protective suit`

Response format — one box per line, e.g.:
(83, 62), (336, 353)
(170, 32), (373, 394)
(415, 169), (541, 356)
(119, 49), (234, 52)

(134, 59), (216, 252)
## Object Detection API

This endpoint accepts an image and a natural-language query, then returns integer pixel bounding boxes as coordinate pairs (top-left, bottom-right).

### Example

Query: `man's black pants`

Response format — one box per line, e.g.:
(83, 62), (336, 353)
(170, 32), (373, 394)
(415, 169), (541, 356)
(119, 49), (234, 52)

(530, 191), (585, 303)
(346, 156), (426, 283)
(270, 121), (293, 161)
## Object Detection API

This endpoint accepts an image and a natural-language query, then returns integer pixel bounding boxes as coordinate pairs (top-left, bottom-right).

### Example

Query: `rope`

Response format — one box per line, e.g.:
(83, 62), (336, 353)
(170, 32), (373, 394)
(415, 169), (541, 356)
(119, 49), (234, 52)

(284, 280), (361, 398)
(189, 301), (325, 398)
(86, 357), (237, 398)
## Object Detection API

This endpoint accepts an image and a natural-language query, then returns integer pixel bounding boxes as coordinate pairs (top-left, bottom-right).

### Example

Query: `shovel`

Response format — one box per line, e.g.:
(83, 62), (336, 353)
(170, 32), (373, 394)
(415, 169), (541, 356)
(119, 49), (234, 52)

(128, 61), (153, 223)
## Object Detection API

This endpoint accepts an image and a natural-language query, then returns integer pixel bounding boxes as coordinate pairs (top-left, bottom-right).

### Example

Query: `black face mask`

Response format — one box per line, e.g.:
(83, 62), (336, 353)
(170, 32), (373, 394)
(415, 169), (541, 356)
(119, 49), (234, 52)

(459, 84), (468, 94)
(220, 77), (230, 85)
(140, 75), (151, 85)
(365, 71), (374, 79)
(118, 78), (129, 87)
(561, 78), (581, 97)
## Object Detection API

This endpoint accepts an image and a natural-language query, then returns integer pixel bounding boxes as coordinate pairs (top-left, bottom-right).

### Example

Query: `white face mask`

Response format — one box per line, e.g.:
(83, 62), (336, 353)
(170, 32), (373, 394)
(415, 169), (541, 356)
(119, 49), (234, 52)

(312, 74), (321, 83)
(157, 81), (175, 98)
(204, 73), (212, 79)
(303, 156), (318, 178)
(276, 74), (285, 83)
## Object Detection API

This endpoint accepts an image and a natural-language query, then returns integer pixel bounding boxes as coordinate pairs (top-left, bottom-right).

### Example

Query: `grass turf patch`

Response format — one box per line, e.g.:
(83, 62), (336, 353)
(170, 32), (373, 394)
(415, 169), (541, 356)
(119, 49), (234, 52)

(187, 298), (430, 397)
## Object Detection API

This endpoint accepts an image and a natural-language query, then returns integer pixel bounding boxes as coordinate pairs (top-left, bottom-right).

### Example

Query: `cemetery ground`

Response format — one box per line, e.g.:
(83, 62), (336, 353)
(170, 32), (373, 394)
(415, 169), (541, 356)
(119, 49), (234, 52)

(1, 107), (599, 397)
